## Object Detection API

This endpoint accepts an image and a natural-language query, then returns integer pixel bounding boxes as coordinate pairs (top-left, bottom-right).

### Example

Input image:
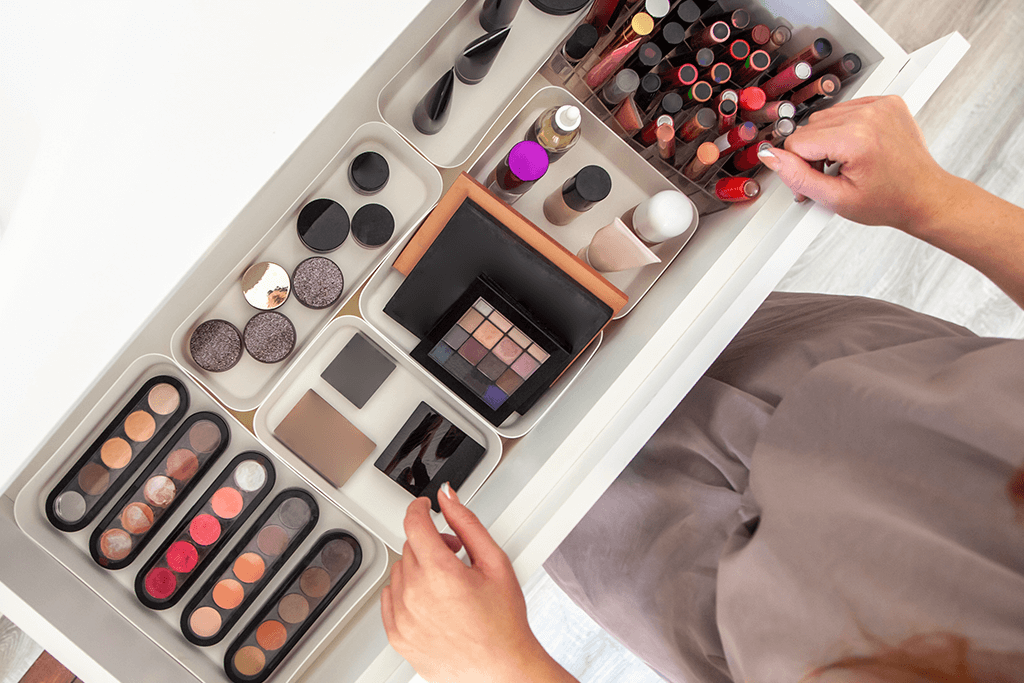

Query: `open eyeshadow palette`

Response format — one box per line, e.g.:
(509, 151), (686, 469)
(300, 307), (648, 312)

(253, 316), (502, 551)
(16, 355), (387, 683)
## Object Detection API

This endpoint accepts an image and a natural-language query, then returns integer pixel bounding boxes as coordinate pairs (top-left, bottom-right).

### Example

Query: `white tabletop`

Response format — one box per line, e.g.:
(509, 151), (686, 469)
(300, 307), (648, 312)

(0, 1), (431, 492)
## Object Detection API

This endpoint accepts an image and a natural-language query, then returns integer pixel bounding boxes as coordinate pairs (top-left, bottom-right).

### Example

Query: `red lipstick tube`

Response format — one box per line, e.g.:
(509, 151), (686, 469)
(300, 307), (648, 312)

(760, 60), (812, 99)
(713, 121), (757, 156)
(715, 177), (761, 201)
(689, 21), (730, 49)
(731, 141), (773, 172)
(677, 107), (717, 142)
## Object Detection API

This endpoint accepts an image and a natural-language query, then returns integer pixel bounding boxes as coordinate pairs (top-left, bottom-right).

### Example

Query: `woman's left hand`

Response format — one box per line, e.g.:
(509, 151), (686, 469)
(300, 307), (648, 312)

(381, 484), (578, 683)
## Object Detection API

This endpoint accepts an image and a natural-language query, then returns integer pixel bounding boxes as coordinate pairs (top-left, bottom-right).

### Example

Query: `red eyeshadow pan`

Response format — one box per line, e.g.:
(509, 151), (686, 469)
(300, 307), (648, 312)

(135, 453), (274, 610)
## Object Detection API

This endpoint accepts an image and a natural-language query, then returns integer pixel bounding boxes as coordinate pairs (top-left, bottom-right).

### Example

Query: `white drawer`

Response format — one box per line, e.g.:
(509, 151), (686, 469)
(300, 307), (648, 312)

(0, 1), (967, 682)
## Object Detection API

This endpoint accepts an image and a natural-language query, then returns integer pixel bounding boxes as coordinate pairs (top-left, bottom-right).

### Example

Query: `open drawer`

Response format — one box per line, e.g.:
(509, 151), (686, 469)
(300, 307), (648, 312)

(0, 1), (967, 683)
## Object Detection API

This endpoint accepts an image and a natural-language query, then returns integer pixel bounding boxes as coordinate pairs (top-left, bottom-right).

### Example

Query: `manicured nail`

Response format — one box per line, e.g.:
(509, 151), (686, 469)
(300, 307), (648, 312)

(440, 482), (455, 502)
(757, 146), (780, 170)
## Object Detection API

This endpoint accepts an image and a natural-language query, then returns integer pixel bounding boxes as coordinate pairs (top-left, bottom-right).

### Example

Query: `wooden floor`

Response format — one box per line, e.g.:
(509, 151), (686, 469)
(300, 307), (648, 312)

(3, 1), (1022, 682)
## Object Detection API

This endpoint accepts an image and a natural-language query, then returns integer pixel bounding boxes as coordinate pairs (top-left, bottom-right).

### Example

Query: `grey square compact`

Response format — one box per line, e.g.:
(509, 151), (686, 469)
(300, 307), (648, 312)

(320, 333), (396, 409)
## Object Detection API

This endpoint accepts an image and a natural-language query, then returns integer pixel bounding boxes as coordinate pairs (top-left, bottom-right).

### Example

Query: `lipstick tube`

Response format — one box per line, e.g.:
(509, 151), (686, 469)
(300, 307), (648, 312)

(656, 117), (676, 160)
(717, 98), (737, 135)
(760, 60), (812, 99)
(674, 0), (701, 25)
(705, 8), (749, 30)
(681, 141), (719, 180)
(753, 117), (796, 145)
(684, 81), (713, 104)
(775, 38), (833, 73)
(715, 177), (760, 201)
(790, 74), (840, 107)
(546, 23), (599, 79)
(742, 100), (795, 124)
(585, 36), (644, 89)
(583, 0), (627, 34)
(717, 89), (739, 105)
(731, 141), (773, 172)
(613, 95), (645, 134)
(602, 12), (655, 55)
(688, 21), (730, 49)
(653, 21), (686, 54)
(635, 72), (664, 110)
(625, 41), (663, 74)
(677, 107), (717, 142)
(599, 68), (640, 107)
(722, 39), (750, 62)
(766, 26), (792, 53)
(637, 113), (673, 146)
(732, 49), (771, 84)
(665, 63), (699, 88)
(822, 52), (862, 81)
(744, 24), (771, 46)
(713, 122), (757, 156)
(738, 87), (766, 112)
(636, 0), (670, 20)
(705, 62), (732, 85)
(665, 46), (714, 70)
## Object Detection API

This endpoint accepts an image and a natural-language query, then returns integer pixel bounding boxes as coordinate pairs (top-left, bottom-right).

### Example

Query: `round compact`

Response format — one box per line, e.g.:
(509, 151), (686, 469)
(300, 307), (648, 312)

(291, 257), (344, 309)
(349, 151), (389, 195)
(241, 262), (290, 310)
(190, 319), (243, 373)
(243, 312), (296, 364)
(350, 204), (395, 249)
(296, 198), (349, 253)
(527, 0), (589, 15)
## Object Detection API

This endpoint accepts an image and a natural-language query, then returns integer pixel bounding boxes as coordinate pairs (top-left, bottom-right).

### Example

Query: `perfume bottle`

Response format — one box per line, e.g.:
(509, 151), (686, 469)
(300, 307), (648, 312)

(526, 105), (582, 162)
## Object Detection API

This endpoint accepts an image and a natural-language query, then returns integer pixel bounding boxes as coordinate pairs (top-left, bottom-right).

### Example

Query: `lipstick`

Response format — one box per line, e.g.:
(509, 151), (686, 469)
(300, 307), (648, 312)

(677, 107), (716, 142)
(637, 95), (681, 144)
(664, 63), (698, 88)
(742, 100), (795, 123)
(766, 26), (792, 53)
(583, 0), (627, 34)
(688, 21), (731, 49)
(635, 0), (670, 20)
(717, 98), (738, 135)
(637, 112), (674, 146)
(666, 46), (714, 70)
(791, 74), (840, 107)
(760, 60), (812, 99)
(732, 49), (771, 84)
(585, 36), (644, 89)
(613, 96), (645, 134)
(479, 0), (522, 32)
(626, 41), (663, 74)
(599, 68), (640, 107)
(776, 38), (833, 73)
(716, 89), (739, 105)
(730, 141), (773, 173)
(713, 121), (757, 156)
(715, 177), (761, 201)
(706, 8), (750, 30)
(412, 68), (455, 135)
(681, 141), (720, 180)
(635, 72), (664, 110)
(744, 24), (771, 47)
(706, 62), (732, 85)
(753, 117), (796, 145)
(823, 52), (862, 81)
(653, 21), (687, 54)
(455, 27), (511, 85)
(685, 81), (713, 104)
(738, 87), (766, 112)
(602, 12), (655, 55)
(724, 39), (750, 62)
(674, 0), (701, 25)
(656, 116), (676, 160)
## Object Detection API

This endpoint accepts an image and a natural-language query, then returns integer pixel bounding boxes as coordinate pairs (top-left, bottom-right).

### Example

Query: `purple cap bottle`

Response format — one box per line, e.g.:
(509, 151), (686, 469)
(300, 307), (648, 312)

(487, 140), (549, 205)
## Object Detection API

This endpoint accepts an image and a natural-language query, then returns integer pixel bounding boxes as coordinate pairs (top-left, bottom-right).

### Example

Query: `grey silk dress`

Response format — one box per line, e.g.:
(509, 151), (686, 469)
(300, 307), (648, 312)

(544, 292), (1024, 682)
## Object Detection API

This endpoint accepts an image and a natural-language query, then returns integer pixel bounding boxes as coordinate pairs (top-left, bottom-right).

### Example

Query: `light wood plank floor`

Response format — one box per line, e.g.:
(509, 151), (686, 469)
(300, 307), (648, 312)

(3, 1), (1022, 682)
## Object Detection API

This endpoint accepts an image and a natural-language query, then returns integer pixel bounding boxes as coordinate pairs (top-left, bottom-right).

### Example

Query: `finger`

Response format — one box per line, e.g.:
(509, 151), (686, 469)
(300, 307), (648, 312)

(389, 557), (405, 601)
(783, 124), (855, 165)
(401, 540), (419, 568)
(381, 585), (399, 643)
(403, 496), (460, 568)
(441, 532), (464, 554)
(758, 146), (847, 210)
(437, 482), (505, 570)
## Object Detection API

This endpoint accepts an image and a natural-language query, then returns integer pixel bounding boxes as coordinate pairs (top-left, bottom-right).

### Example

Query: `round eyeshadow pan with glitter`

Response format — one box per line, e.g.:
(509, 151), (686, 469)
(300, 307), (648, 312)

(99, 528), (132, 561)
(144, 475), (176, 507)
(349, 150), (389, 195)
(190, 319), (243, 373)
(244, 311), (296, 364)
(242, 261), (291, 311)
(167, 540), (199, 573)
(296, 198), (350, 253)
(166, 448), (199, 482)
(291, 257), (344, 310)
(234, 461), (267, 492)
(147, 383), (181, 415)
(145, 567), (177, 600)
(121, 502), (155, 535)
(351, 203), (395, 249)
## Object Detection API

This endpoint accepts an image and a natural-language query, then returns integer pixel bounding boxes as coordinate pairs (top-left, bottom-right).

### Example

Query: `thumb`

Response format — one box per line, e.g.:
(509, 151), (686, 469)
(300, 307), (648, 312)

(758, 146), (845, 208)
(437, 482), (506, 571)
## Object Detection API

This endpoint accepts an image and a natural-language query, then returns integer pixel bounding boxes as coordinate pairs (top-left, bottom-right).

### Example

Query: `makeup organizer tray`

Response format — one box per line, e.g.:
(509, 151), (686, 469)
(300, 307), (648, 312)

(169, 121), (443, 411)
(377, 0), (580, 167)
(253, 316), (503, 552)
(358, 231), (602, 441)
(467, 85), (699, 318)
(13, 355), (388, 683)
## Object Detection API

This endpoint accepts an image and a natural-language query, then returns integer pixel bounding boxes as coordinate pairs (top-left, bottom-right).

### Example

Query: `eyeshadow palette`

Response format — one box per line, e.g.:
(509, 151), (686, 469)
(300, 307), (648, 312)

(320, 333), (396, 409)
(224, 531), (362, 683)
(182, 489), (319, 646)
(411, 277), (570, 425)
(374, 402), (486, 511)
(273, 390), (377, 488)
(46, 376), (190, 532)
(90, 412), (230, 569)
(135, 452), (275, 609)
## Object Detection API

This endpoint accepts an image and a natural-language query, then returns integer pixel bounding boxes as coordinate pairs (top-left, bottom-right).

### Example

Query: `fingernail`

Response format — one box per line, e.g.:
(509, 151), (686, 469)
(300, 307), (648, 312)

(440, 482), (456, 502)
(757, 146), (780, 170)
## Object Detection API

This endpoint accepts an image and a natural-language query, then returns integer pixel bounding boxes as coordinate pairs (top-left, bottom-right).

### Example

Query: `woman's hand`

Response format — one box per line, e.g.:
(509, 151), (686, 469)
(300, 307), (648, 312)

(758, 95), (1024, 308)
(381, 484), (578, 683)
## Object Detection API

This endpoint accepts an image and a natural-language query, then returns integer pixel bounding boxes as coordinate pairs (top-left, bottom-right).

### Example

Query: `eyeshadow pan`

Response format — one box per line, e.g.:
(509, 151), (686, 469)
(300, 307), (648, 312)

(321, 539), (356, 575)
(442, 326), (470, 349)
(99, 529), (132, 561)
(244, 311), (296, 364)
(473, 320), (502, 348)
(457, 338), (487, 364)
(375, 402), (487, 511)
(100, 438), (132, 469)
(528, 344), (550, 362)
(135, 453), (274, 609)
(225, 532), (362, 683)
(319, 333), (396, 409)
(512, 353), (540, 378)
(180, 490), (317, 647)
(148, 383), (181, 415)
(508, 327), (532, 348)
(234, 461), (267, 492)
(489, 310), (512, 332)
(473, 299), (493, 315)
(496, 368), (525, 394)
(190, 319), (243, 373)
(54, 491), (86, 523)
(273, 390), (376, 488)
(493, 337), (523, 364)
(89, 412), (229, 570)
(457, 308), (484, 332)
(477, 353), (507, 380)
(291, 257), (344, 310)
(78, 463), (110, 496)
(241, 261), (291, 311)
(190, 607), (222, 638)
(481, 385), (508, 410)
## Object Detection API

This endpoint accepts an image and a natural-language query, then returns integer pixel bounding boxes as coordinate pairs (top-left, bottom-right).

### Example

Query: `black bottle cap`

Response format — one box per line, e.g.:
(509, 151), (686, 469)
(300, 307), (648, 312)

(528, 0), (590, 15)
(655, 22), (686, 51)
(659, 92), (684, 116)
(562, 165), (612, 212)
(351, 203), (395, 249)
(297, 198), (349, 253)
(349, 151), (389, 195)
(455, 26), (511, 85)
(413, 68), (455, 135)
(564, 23), (599, 61)
(635, 72), (663, 110)
(676, 0), (701, 24)
(720, 99), (737, 115)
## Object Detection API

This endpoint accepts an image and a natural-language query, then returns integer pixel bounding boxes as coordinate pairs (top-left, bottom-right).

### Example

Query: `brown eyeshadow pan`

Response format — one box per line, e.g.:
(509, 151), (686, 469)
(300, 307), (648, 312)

(47, 375), (190, 532)
(180, 490), (317, 647)
(89, 412), (228, 570)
